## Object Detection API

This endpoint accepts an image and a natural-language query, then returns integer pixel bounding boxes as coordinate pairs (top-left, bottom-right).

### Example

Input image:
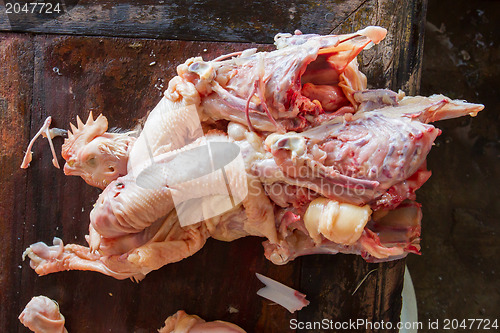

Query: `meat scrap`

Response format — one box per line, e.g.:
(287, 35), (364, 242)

(256, 273), (309, 313)
(159, 310), (246, 333)
(22, 26), (483, 280)
(19, 297), (243, 333)
(19, 296), (67, 333)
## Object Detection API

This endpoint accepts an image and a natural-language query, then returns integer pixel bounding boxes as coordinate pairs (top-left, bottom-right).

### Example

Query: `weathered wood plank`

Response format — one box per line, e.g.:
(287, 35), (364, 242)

(0, 33), (34, 333)
(299, 258), (404, 333)
(407, 0), (500, 325)
(2, 1), (429, 331)
(333, 0), (428, 94)
(1, 0), (366, 43)
(14, 34), (298, 332)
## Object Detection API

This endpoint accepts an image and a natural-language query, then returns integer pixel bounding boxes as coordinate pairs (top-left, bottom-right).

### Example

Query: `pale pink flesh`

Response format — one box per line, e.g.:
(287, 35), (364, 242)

(256, 273), (309, 313)
(19, 296), (67, 333)
(159, 310), (246, 333)
(22, 27), (484, 280)
(263, 200), (422, 264)
(19, 298), (243, 333)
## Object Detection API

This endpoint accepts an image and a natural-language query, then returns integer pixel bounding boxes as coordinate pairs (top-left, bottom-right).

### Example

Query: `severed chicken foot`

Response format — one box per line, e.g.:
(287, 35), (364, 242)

(22, 238), (130, 279)
(23, 212), (210, 281)
(21, 116), (67, 169)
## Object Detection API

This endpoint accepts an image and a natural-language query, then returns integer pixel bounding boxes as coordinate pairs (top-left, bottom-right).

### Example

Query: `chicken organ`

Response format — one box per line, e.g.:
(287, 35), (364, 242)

(19, 297), (243, 333)
(23, 27), (483, 280)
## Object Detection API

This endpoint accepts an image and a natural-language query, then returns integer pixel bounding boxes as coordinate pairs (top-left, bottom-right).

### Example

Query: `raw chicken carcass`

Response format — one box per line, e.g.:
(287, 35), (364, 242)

(22, 27), (483, 280)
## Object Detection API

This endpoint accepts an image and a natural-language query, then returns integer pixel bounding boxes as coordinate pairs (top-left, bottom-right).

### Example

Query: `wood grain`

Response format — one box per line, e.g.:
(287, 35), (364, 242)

(408, 0), (500, 325)
(15, 35), (289, 333)
(0, 1), (428, 332)
(2, 0), (365, 43)
(332, 0), (428, 95)
(0, 33), (34, 333)
(299, 257), (404, 333)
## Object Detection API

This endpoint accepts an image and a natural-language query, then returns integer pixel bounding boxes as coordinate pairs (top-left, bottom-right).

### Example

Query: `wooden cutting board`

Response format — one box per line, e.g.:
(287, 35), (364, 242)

(0, 1), (426, 332)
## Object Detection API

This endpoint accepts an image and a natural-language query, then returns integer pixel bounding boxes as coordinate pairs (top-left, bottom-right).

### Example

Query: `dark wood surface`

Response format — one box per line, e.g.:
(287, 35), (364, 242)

(407, 0), (500, 326)
(2, 0), (376, 43)
(0, 33), (34, 333)
(0, 1), (428, 332)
